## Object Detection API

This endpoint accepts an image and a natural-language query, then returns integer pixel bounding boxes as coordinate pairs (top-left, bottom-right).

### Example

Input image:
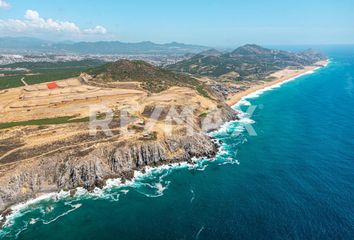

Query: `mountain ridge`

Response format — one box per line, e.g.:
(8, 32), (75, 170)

(0, 37), (209, 55)
(166, 44), (326, 81)
(86, 59), (202, 93)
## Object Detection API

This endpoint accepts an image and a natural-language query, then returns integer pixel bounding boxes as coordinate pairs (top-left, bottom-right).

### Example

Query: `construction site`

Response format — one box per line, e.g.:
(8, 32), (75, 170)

(0, 74), (147, 123)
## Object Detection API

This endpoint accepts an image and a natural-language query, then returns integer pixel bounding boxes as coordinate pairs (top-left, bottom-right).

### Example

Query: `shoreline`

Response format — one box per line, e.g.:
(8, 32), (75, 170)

(0, 59), (330, 232)
(225, 60), (329, 107)
(0, 160), (205, 232)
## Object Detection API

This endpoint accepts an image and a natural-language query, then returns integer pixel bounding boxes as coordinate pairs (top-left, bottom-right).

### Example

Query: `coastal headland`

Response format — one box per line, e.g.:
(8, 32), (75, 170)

(0, 45), (328, 226)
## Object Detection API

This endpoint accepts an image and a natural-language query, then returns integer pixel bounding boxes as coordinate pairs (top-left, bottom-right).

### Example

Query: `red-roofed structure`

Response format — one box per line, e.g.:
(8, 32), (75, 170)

(47, 82), (58, 89)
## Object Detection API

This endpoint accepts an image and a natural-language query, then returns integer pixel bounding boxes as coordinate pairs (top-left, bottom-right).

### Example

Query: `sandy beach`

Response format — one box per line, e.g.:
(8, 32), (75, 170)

(225, 60), (329, 106)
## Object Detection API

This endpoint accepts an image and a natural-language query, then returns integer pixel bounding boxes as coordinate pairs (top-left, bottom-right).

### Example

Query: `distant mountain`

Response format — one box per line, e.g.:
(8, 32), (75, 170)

(86, 59), (200, 92)
(0, 37), (51, 51)
(230, 44), (272, 55)
(0, 37), (209, 55)
(53, 41), (208, 55)
(166, 44), (326, 81)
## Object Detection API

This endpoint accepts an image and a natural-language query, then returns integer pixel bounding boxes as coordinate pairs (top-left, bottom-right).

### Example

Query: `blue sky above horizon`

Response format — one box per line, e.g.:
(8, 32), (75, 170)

(0, 0), (353, 47)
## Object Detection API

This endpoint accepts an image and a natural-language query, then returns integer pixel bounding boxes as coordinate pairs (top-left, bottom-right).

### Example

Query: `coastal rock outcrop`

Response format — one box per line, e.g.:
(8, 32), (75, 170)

(0, 134), (217, 214)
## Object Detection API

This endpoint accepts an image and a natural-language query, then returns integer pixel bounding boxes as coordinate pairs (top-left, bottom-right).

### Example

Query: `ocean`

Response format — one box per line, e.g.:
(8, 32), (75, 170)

(1, 46), (354, 239)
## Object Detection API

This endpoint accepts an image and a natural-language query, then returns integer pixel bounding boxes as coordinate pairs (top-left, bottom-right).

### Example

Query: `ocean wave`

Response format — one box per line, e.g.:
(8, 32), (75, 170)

(120, 189), (129, 195)
(235, 99), (251, 107)
(195, 225), (205, 239)
(190, 188), (195, 203)
(323, 59), (331, 67)
(237, 115), (255, 125)
(1, 191), (70, 229)
(135, 181), (171, 198)
(210, 118), (239, 136)
(0, 191), (71, 238)
(14, 222), (28, 239)
(42, 203), (82, 225)
(29, 218), (38, 225)
(218, 157), (240, 166)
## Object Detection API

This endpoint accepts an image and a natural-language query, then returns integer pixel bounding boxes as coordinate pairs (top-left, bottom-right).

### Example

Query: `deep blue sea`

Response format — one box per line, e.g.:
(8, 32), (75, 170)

(1, 46), (354, 239)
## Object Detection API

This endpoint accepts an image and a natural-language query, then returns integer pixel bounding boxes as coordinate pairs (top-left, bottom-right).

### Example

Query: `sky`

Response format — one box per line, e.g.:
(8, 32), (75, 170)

(0, 0), (353, 47)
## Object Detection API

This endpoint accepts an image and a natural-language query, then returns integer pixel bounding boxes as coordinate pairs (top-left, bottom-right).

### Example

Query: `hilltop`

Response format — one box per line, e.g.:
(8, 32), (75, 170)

(86, 59), (202, 93)
(166, 44), (326, 81)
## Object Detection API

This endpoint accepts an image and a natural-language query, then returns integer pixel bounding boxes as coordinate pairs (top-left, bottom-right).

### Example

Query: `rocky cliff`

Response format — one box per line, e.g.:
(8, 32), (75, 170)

(0, 133), (219, 216)
(0, 58), (239, 224)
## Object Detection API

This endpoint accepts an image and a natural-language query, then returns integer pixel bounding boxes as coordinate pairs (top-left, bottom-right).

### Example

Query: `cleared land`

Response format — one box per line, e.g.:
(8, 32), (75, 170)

(0, 71), (220, 166)
(0, 78), (147, 123)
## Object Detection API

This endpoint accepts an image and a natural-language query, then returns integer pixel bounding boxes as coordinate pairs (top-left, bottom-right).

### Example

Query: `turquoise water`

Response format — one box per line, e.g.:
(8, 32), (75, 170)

(1, 47), (354, 239)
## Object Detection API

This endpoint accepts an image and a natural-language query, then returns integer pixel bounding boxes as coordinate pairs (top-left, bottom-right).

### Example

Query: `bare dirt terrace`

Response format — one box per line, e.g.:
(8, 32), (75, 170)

(0, 75), (218, 166)
(0, 78), (147, 123)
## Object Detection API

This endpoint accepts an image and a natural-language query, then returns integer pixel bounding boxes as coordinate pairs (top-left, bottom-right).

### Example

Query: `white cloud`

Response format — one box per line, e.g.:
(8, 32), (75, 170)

(84, 25), (107, 34)
(0, 0), (10, 10)
(0, 10), (107, 37)
(21, 10), (81, 33)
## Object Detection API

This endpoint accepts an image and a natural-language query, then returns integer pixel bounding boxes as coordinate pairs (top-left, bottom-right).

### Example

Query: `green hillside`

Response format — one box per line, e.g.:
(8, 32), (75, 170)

(0, 60), (104, 89)
(87, 59), (204, 93)
(166, 44), (326, 81)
